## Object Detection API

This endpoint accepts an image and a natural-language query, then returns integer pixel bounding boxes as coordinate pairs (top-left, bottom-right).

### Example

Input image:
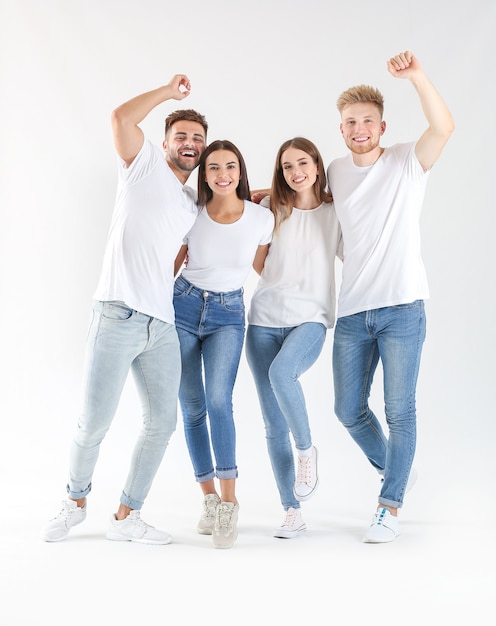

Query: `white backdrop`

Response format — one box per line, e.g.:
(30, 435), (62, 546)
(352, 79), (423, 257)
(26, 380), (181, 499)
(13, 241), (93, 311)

(0, 1), (494, 620)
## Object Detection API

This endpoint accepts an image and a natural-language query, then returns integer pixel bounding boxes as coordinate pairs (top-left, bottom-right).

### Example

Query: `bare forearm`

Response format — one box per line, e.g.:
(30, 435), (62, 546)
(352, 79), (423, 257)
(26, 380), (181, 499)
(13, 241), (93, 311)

(111, 73), (192, 166)
(388, 52), (454, 169)
(112, 85), (176, 128)
(411, 72), (454, 138)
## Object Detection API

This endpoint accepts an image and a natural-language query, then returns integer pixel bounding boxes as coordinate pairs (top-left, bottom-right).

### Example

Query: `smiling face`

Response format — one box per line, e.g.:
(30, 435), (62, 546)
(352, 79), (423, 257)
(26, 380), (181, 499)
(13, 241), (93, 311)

(163, 120), (206, 179)
(204, 149), (241, 197)
(280, 147), (318, 194)
(340, 101), (386, 162)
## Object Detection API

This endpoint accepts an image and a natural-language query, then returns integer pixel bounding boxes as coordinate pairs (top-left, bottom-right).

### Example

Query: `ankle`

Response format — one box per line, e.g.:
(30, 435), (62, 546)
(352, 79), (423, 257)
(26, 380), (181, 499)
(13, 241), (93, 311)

(379, 505), (398, 517)
(115, 504), (133, 520)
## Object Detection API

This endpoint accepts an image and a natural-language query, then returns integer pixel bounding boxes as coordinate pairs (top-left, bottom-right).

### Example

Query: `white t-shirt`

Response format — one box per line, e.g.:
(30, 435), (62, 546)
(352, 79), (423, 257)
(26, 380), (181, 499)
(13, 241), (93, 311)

(248, 200), (341, 329)
(180, 200), (274, 292)
(94, 138), (198, 324)
(327, 142), (430, 318)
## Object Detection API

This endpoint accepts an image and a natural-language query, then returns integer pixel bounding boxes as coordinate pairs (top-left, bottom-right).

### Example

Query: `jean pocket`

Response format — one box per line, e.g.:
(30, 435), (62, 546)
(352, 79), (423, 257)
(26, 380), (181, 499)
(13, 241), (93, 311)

(100, 301), (133, 321)
(392, 300), (422, 310)
(173, 284), (188, 299)
(173, 276), (191, 299)
(222, 299), (245, 314)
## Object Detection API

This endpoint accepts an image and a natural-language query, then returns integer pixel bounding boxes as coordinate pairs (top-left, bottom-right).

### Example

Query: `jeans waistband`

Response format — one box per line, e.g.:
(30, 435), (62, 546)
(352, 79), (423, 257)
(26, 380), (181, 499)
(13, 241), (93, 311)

(176, 275), (244, 302)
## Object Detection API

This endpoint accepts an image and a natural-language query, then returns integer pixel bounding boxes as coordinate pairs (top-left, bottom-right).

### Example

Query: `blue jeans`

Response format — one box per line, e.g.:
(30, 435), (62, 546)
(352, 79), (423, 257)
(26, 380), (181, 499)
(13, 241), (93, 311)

(245, 322), (327, 510)
(68, 300), (181, 509)
(332, 301), (426, 509)
(173, 275), (245, 482)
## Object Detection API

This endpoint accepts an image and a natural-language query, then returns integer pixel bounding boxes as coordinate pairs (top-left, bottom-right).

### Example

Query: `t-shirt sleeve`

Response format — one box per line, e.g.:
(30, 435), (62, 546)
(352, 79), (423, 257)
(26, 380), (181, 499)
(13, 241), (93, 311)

(246, 200), (274, 245)
(393, 142), (428, 181)
(260, 195), (271, 209)
(117, 138), (160, 185)
(260, 209), (275, 245)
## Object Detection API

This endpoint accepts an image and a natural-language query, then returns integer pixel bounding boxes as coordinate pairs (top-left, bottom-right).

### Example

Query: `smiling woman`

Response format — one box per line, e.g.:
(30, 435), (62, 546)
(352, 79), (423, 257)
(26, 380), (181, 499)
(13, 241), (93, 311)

(245, 137), (342, 538)
(172, 139), (275, 549)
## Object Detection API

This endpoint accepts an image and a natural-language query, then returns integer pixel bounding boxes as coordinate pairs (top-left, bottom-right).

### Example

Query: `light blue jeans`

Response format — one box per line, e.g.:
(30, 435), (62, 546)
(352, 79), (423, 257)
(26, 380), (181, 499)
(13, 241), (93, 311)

(173, 275), (245, 482)
(245, 322), (327, 510)
(332, 301), (426, 509)
(68, 300), (181, 509)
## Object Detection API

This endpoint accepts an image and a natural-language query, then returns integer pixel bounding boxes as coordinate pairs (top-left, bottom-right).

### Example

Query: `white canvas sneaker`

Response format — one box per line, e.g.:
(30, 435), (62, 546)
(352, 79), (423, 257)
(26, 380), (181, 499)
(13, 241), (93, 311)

(273, 507), (306, 539)
(294, 446), (319, 501)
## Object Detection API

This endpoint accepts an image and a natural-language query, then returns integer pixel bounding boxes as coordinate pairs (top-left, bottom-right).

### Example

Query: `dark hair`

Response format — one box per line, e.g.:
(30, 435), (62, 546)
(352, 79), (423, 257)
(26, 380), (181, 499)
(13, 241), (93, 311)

(164, 109), (208, 138)
(271, 137), (332, 229)
(197, 140), (251, 206)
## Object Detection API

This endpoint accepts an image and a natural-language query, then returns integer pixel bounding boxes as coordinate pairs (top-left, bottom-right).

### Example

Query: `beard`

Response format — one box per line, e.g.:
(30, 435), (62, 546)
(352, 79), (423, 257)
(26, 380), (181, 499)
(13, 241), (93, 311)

(345, 136), (380, 155)
(168, 151), (199, 173)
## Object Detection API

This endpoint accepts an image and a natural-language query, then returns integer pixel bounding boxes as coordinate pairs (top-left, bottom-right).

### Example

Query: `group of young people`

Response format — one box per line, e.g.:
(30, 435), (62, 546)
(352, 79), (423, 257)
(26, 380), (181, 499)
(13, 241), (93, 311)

(41, 50), (454, 549)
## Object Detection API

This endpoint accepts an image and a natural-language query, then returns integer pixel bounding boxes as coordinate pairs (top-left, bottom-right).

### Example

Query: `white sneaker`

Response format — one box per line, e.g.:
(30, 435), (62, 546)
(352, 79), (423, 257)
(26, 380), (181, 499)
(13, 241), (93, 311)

(197, 494), (221, 535)
(273, 507), (306, 539)
(42, 500), (87, 542)
(294, 446), (319, 501)
(212, 502), (239, 549)
(362, 507), (400, 543)
(106, 510), (172, 545)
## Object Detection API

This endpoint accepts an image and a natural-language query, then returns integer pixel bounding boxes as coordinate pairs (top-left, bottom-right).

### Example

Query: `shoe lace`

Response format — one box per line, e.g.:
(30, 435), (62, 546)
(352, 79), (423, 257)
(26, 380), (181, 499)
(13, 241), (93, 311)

(216, 504), (234, 529)
(203, 497), (218, 520)
(282, 509), (297, 528)
(296, 456), (312, 486)
(128, 510), (153, 530)
(55, 501), (77, 521)
(373, 508), (389, 526)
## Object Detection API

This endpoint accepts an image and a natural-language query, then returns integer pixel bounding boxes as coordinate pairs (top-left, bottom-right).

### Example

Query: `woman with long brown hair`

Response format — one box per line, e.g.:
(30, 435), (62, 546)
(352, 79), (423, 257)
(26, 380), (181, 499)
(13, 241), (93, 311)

(246, 137), (341, 538)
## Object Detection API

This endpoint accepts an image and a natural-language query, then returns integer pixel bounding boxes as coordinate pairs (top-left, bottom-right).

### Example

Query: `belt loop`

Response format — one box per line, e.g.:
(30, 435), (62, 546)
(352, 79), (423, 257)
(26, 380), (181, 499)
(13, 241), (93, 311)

(183, 276), (194, 296)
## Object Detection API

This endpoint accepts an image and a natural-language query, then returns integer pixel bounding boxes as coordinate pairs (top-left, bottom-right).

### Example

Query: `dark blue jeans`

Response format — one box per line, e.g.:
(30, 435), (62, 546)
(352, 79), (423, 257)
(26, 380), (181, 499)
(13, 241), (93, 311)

(173, 275), (245, 482)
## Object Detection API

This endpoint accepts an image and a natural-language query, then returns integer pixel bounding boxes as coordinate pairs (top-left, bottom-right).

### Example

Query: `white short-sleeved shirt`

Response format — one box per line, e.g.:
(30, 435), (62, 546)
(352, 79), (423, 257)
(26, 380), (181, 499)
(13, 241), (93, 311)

(93, 138), (198, 323)
(180, 200), (274, 292)
(327, 142), (430, 318)
(248, 200), (341, 329)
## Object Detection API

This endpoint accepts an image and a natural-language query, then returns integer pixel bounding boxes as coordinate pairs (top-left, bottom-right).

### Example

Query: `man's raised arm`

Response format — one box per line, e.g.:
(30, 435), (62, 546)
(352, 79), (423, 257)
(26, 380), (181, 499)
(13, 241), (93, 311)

(111, 74), (192, 167)
(387, 51), (455, 171)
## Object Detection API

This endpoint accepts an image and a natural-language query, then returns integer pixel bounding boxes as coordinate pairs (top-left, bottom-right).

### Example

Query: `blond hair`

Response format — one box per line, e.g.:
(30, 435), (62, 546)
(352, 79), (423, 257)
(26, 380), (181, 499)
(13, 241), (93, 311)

(336, 85), (384, 118)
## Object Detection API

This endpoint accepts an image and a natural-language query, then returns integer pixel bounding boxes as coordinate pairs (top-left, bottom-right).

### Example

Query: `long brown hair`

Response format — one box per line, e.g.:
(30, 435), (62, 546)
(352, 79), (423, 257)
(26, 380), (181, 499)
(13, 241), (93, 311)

(271, 137), (332, 230)
(197, 140), (251, 206)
